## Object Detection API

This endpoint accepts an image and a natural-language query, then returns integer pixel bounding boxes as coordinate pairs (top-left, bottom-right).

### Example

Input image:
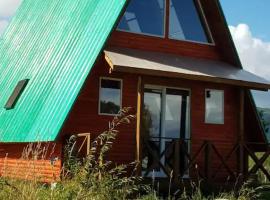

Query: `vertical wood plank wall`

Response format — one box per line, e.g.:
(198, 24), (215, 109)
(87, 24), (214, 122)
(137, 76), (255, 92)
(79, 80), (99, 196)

(60, 57), (240, 179)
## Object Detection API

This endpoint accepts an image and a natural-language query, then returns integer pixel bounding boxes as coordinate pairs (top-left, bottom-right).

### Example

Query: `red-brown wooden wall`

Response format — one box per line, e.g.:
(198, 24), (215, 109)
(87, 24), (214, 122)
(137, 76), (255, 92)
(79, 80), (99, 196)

(60, 55), (241, 179)
(0, 1), (247, 180)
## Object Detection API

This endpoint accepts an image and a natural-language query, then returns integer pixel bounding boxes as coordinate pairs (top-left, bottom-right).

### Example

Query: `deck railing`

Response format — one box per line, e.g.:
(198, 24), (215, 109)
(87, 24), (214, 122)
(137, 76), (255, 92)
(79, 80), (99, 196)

(142, 137), (270, 184)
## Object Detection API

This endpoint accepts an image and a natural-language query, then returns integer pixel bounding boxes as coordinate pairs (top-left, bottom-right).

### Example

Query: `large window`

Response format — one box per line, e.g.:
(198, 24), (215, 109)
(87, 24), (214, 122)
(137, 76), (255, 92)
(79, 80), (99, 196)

(99, 78), (122, 115)
(169, 0), (209, 43)
(117, 0), (211, 43)
(205, 89), (224, 124)
(117, 0), (165, 36)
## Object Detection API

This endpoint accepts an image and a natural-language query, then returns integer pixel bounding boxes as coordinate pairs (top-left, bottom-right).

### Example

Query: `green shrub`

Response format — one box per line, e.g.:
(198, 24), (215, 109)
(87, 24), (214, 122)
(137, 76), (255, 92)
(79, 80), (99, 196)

(0, 108), (150, 200)
(0, 107), (269, 199)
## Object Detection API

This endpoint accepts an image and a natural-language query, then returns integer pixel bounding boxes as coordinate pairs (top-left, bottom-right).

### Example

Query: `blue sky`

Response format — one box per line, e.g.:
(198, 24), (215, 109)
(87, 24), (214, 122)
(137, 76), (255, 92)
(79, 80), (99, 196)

(0, 0), (269, 107)
(220, 0), (270, 108)
(220, 0), (270, 41)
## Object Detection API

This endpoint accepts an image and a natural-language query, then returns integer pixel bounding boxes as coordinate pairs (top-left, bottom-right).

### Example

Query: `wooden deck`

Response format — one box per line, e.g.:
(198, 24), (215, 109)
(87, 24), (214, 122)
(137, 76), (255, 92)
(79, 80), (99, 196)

(141, 137), (270, 186)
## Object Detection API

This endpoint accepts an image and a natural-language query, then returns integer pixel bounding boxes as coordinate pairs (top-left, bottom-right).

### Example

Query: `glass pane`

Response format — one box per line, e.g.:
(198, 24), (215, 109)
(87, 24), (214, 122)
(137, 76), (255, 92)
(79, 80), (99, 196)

(165, 91), (181, 139)
(205, 90), (224, 124)
(100, 79), (121, 114)
(118, 0), (165, 36)
(142, 140), (161, 171)
(165, 89), (189, 139)
(169, 0), (209, 43)
(142, 89), (162, 139)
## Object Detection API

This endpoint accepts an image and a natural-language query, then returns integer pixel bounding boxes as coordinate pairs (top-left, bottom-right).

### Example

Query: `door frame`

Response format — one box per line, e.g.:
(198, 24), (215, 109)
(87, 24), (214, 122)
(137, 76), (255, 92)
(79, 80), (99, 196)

(142, 84), (191, 177)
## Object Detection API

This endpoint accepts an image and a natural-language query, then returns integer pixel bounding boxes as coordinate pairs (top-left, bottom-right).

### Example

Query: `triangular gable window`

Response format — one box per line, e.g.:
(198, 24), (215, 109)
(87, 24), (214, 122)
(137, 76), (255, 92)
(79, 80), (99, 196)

(169, 0), (209, 43)
(118, 0), (165, 37)
(117, 0), (211, 44)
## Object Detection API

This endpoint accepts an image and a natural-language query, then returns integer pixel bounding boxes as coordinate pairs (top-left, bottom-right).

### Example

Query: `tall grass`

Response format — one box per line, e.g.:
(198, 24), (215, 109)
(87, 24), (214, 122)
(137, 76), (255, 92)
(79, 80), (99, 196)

(0, 107), (268, 199)
(0, 108), (150, 199)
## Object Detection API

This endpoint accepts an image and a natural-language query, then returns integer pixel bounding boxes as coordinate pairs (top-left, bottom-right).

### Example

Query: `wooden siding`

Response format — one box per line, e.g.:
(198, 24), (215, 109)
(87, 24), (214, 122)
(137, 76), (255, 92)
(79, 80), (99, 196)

(108, 31), (222, 60)
(0, 143), (62, 182)
(142, 75), (240, 179)
(0, 57), (242, 181)
(107, 0), (241, 66)
(61, 57), (240, 178)
(61, 58), (138, 164)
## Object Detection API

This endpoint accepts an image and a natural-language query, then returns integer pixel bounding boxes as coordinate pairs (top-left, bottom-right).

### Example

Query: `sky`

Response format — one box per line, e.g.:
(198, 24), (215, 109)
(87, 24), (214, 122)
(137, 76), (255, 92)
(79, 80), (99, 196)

(220, 0), (270, 108)
(0, 0), (269, 107)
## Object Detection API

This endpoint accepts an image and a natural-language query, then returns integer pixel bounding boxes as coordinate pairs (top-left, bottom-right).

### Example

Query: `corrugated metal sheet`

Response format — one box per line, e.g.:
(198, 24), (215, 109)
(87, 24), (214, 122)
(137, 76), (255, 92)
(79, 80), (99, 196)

(0, 0), (127, 142)
(104, 48), (270, 90)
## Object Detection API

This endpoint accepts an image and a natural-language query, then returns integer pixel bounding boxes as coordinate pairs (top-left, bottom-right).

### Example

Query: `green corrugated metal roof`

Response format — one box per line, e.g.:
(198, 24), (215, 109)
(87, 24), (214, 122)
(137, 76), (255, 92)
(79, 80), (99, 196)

(0, 0), (127, 142)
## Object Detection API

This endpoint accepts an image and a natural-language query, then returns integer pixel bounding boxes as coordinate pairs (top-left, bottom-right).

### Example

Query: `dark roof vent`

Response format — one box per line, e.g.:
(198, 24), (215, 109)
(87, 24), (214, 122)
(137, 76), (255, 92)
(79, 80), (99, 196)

(5, 79), (29, 110)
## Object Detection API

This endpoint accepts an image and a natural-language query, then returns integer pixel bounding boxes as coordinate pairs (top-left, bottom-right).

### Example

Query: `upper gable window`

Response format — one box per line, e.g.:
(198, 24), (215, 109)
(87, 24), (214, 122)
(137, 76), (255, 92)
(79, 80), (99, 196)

(117, 0), (212, 44)
(169, 0), (210, 43)
(117, 0), (165, 37)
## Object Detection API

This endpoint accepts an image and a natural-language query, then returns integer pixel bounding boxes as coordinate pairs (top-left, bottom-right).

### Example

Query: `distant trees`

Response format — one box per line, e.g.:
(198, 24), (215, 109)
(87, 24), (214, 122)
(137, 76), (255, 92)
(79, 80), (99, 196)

(258, 109), (270, 133)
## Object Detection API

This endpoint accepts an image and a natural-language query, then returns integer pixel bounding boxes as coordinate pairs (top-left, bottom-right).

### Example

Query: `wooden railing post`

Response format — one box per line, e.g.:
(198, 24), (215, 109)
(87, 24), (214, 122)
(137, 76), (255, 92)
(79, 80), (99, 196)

(136, 76), (142, 175)
(239, 89), (245, 181)
(204, 141), (212, 182)
(173, 139), (180, 184)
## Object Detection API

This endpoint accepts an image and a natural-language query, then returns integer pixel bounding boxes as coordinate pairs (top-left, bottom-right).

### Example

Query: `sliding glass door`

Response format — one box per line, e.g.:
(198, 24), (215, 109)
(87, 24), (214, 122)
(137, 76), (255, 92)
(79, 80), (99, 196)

(142, 86), (190, 177)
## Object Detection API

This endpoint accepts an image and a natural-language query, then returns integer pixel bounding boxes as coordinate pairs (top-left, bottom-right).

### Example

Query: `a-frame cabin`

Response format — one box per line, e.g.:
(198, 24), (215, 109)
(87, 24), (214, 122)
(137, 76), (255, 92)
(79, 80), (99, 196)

(0, 0), (269, 184)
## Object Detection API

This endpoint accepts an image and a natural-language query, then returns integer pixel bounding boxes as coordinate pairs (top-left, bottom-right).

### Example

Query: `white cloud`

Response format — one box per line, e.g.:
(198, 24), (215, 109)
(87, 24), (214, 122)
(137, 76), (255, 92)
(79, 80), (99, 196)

(229, 24), (270, 108)
(229, 24), (270, 81)
(0, 19), (9, 35)
(0, 0), (22, 36)
(0, 0), (22, 18)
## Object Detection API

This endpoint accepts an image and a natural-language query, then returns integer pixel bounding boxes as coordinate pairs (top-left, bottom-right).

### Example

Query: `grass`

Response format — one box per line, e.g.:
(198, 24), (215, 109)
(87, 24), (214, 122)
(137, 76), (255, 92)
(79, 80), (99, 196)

(0, 107), (269, 199)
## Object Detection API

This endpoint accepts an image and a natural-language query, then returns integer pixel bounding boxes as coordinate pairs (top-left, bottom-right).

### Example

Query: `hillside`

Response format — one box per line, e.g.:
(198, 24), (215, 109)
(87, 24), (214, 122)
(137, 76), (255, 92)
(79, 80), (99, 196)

(257, 107), (270, 140)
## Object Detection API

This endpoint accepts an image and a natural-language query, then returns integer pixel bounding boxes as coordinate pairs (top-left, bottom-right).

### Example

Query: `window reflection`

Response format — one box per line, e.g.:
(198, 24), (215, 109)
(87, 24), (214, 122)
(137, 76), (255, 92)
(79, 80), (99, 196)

(99, 79), (121, 115)
(117, 0), (211, 43)
(142, 88), (162, 138)
(118, 0), (165, 36)
(205, 89), (224, 124)
(169, 0), (209, 43)
(165, 89), (189, 139)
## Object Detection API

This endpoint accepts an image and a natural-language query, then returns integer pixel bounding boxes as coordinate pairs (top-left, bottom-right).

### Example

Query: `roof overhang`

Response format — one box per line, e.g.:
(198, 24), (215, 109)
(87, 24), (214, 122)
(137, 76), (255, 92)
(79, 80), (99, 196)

(104, 48), (270, 91)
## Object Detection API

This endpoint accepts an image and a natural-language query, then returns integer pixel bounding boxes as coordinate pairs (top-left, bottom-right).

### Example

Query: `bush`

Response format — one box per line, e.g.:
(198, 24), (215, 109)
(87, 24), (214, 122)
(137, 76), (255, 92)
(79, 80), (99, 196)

(0, 107), (268, 199)
(0, 108), (150, 200)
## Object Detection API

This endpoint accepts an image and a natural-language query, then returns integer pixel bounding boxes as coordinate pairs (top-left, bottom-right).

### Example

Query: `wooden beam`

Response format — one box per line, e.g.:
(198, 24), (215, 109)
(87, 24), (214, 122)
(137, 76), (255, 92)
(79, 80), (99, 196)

(239, 90), (245, 142)
(111, 65), (269, 91)
(239, 89), (245, 178)
(77, 133), (91, 155)
(136, 76), (142, 173)
(104, 54), (114, 74)
(204, 141), (212, 181)
(173, 140), (180, 184)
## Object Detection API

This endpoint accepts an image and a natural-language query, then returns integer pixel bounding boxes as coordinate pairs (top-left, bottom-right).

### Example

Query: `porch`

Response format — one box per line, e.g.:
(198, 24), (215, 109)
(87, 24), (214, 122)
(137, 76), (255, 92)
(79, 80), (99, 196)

(140, 137), (270, 186)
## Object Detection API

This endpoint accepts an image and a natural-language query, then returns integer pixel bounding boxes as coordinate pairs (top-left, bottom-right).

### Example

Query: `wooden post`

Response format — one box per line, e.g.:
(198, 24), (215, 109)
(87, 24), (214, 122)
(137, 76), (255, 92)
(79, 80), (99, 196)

(204, 141), (212, 182)
(239, 89), (245, 179)
(77, 133), (91, 155)
(173, 139), (180, 184)
(136, 76), (142, 174)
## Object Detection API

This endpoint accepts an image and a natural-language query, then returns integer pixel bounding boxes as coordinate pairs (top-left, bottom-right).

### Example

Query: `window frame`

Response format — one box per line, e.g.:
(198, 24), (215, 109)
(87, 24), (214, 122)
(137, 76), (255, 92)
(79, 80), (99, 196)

(167, 0), (214, 44)
(204, 89), (224, 125)
(117, 0), (214, 45)
(98, 77), (123, 116)
(117, 0), (167, 38)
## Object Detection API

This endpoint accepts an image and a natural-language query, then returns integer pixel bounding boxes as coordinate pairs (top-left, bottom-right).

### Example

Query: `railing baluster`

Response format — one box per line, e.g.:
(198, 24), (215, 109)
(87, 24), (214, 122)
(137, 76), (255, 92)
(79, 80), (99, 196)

(173, 139), (180, 184)
(141, 136), (270, 184)
(204, 141), (212, 182)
